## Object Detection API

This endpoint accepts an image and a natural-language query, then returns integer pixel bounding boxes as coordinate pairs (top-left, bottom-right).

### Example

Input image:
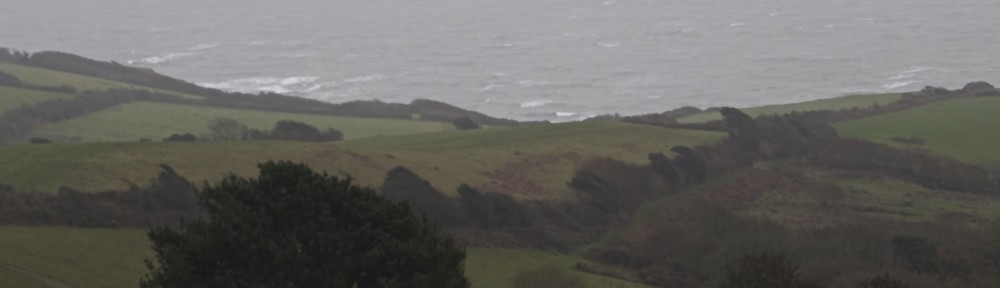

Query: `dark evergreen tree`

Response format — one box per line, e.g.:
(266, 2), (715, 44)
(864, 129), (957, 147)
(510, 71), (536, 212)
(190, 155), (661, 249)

(141, 161), (469, 288)
(671, 146), (708, 183)
(720, 107), (763, 147)
(648, 153), (683, 187)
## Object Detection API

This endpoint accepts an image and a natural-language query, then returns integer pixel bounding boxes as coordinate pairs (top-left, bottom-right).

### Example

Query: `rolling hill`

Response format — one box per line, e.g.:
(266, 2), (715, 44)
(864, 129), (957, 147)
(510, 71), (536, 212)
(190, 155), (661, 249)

(0, 86), (73, 114)
(30, 101), (452, 142)
(678, 92), (903, 123)
(0, 121), (724, 198)
(836, 96), (1000, 165)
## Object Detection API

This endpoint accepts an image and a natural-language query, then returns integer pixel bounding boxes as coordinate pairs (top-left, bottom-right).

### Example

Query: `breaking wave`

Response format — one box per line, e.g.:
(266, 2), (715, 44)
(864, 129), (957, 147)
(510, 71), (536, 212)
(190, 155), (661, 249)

(128, 53), (194, 65)
(200, 76), (322, 94)
(520, 100), (553, 108)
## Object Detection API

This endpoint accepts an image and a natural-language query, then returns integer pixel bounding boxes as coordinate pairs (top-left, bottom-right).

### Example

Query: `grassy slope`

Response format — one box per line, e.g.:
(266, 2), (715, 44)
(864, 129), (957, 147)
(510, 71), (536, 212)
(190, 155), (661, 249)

(750, 168), (1000, 227)
(0, 63), (200, 100)
(679, 93), (903, 123)
(0, 227), (152, 288)
(0, 121), (724, 197)
(0, 227), (647, 288)
(32, 101), (451, 142)
(836, 96), (1000, 165)
(0, 86), (73, 113)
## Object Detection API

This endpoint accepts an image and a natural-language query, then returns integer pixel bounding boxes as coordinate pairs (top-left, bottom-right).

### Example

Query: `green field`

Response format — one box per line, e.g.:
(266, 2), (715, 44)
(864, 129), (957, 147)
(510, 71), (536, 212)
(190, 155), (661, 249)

(679, 93), (903, 123)
(836, 96), (1000, 165)
(31, 101), (452, 142)
(0, 227), (646, 288)
(0, 86), (73, 113)
(749, 168), (1000, 227)
(0, 227), (152, 288)
(2, 121), (724, 197)
(0, 63), (201, 100)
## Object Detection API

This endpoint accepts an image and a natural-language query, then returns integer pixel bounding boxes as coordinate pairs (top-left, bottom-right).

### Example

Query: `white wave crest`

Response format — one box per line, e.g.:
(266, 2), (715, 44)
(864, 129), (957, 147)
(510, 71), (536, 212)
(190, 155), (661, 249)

(881, 81), (916, 90)
(188, 43), (221, 51)
(130, 53), (195, 65)
(342, 74), (384, 84)
(481, 84), (502, 92)
(520, 100), (553, 108)
(517, 80), (551, 87)
(597, 42), (622, 48)
(556, 112), (577, 117)
(200, 76), (322, 94)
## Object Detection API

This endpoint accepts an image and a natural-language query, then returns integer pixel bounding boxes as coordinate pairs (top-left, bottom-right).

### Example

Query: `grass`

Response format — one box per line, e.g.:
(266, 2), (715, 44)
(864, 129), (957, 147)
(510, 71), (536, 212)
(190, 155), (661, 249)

(0, 85), (73, 113)
(0, 227), (153, 288)
(679, 93), (903, 123)
(31, 101), (452, 142)
(835, 96), (1000, 165)
(747, 167), (1000, 227)
(0, 227), (647, 288)
(467, 248), (649, 288)
(0, 63), (201, 100)
(2, 121), (724, 198)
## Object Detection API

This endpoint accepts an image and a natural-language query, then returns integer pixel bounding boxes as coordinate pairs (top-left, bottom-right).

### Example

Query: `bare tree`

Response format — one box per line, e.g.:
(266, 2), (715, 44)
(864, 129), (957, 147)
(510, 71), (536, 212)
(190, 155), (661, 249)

(206, 117), (248, 140)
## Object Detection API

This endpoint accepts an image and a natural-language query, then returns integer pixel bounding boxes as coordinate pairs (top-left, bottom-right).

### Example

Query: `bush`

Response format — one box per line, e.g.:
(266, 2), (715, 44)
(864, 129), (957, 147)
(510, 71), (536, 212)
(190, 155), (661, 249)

(29, 137), (51, 144)
(162, 133), (197, 142)
(268, 120), (343, 142)
(206, 117), (248, 140)
(856, 274), (910, 288)
(451, 117), (481, 131)
(721, 252), (820, 288)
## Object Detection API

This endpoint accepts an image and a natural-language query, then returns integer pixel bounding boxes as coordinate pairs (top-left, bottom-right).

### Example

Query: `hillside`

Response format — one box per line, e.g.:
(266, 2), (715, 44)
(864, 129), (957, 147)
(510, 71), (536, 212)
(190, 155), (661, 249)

(0, 86), (72, 113)
(0, 63), (202, 100)
(678, 92), (903, 123)
(836, 96), (1000, 165)
(0, 121), (724, 197)
(30, 101), (451, 142)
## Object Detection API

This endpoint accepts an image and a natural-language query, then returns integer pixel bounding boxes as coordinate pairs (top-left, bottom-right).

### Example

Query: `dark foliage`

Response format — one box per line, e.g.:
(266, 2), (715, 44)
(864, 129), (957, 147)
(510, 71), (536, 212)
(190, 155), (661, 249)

(856, 274), (910, 288)
(29, 137), (51, 144)
(162, 133), (198, 142)
(720, 107), (764, 147)
(721, 252), (820, 288)
(671, 146), (709, 183)
(380, 166), (464, 228)
(811, 139), (999, 195)
(451, 117), (482, 131)
(962, 81), (996, 94)
(649, 153), (684, 187)
(457, 184), (529, 229)
(0, 70), (21, 86)
(622, 106), (704, 126)
(267, 120), (343, 142)
(0, 165), (200, 227)
(141, 161), (469, 288)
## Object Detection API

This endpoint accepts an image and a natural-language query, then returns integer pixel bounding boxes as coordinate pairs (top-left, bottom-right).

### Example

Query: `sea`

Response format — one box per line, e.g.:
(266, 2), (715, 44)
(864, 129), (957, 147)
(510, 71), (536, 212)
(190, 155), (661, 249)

(2, 0), (998, 121)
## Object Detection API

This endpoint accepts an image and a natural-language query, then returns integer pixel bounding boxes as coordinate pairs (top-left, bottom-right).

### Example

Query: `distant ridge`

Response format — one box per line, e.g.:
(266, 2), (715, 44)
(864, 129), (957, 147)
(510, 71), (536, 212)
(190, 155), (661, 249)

(0, 48), (523, 125)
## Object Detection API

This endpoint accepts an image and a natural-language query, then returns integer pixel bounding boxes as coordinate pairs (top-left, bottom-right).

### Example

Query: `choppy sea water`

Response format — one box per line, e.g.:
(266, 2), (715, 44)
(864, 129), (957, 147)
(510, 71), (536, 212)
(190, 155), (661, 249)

(2, 0), (998, 121)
